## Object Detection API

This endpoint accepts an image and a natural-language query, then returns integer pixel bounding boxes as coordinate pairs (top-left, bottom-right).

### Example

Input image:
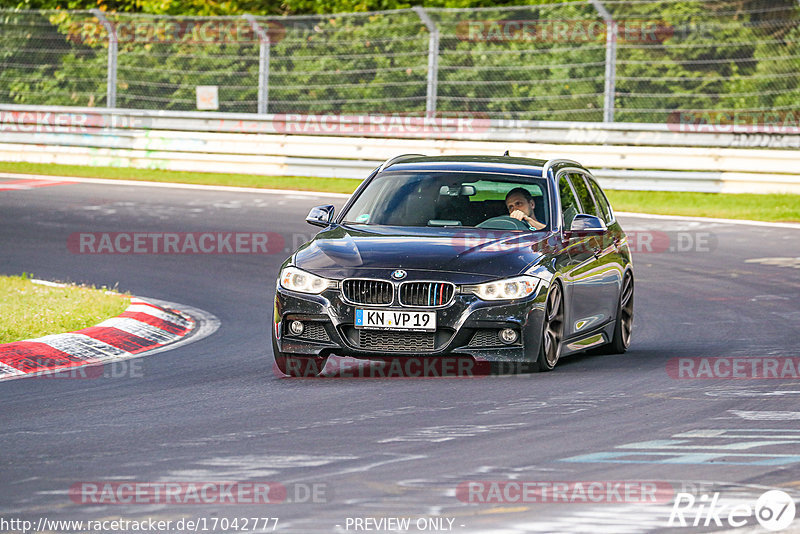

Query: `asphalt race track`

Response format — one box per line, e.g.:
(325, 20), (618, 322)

(2, 178), (800, 533)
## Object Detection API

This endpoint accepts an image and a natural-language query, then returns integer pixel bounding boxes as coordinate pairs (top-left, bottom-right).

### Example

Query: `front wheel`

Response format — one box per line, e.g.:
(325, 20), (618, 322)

(597, 272), (634, 355)
(536, 282), (564, 371)
(272, 335), (328, 377)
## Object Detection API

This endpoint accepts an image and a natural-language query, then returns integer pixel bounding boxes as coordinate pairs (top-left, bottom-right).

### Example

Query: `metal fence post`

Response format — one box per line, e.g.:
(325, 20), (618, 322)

(413, 7), (439, 117)
(91, 9), (117, 109)
(245, 15), (270, 115)
(590, 0), (616, 123)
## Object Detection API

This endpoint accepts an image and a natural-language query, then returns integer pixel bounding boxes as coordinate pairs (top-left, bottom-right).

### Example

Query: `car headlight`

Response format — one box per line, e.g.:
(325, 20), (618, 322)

(279, 266), (335, 294)
(465, 276), (539, 301)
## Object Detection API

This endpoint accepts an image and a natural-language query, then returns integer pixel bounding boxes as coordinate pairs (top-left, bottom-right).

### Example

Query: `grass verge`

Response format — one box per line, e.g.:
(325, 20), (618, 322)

(605, 190), (800, 223)
(0, 161), (359, 195)
(1, 161), (798, 222)
(0, 274), (130, 344)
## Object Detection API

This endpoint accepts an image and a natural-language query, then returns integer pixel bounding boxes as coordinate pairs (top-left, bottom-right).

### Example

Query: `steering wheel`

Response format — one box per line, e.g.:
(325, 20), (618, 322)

(475, 215), (531, 230)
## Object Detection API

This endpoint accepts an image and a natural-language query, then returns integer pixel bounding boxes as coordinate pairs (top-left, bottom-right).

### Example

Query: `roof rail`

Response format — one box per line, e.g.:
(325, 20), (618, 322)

(377, 154), (425, 174)
(542, 158), (583, 179)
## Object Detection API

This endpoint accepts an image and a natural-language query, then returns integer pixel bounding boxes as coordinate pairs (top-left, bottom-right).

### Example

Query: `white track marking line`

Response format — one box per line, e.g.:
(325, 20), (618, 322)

(616, 211), (800, 230)
(0, 172), (351, 198)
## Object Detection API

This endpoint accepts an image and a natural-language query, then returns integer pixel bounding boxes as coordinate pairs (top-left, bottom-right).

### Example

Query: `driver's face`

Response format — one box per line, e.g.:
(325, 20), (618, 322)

(506, 193), (534, 217)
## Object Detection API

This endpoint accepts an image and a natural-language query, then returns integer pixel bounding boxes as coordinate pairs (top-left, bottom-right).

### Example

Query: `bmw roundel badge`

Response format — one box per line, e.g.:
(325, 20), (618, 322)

(391, 269), (407, 280)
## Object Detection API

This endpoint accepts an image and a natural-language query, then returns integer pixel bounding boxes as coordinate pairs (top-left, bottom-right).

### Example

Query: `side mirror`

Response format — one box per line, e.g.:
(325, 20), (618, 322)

(567, 214), (606, 235)
(306, 205), (335, 228)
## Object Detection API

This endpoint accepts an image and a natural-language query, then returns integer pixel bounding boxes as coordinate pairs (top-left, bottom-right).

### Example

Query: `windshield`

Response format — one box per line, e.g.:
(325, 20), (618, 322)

(341, 171), (550, 230)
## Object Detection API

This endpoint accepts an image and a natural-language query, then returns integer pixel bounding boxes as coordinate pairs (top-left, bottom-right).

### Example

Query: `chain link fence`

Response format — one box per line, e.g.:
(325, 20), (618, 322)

(1, 0), (798, 123)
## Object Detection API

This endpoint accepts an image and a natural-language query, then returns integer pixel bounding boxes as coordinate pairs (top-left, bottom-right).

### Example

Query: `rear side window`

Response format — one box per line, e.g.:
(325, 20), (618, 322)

(587, 177), (613, 224)
(569, 173), (600, 217)
(558, 174), (580, 229)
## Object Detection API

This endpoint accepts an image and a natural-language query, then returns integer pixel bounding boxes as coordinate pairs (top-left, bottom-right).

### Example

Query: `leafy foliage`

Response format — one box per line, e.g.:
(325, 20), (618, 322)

(1, 0), (798, 122)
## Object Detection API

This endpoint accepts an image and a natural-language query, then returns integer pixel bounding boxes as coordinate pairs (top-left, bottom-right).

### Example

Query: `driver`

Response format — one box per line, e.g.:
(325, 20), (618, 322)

(505, 188), (546, 230)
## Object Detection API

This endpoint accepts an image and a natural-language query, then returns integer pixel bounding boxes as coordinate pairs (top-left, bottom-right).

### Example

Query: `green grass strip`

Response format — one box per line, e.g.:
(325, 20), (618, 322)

(0, 161), (359, 195)
(1, 161), (798, 222)
(0, 274), (130, 344)
(605, 190), (800, 223)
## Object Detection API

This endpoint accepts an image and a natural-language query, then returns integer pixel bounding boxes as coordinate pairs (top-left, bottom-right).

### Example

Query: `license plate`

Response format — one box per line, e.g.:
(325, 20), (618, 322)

(355, 309), (436, 331)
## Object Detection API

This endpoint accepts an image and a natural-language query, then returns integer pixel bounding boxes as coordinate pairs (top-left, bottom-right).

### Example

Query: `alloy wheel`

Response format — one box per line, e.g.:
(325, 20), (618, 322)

(542, 283), (564, 368)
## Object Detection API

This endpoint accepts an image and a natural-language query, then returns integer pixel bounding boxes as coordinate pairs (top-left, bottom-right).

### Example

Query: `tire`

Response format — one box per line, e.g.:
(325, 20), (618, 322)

(536, 281), (564, 372)
(597, 271), (634, 355)
(272, 335), (328, 377)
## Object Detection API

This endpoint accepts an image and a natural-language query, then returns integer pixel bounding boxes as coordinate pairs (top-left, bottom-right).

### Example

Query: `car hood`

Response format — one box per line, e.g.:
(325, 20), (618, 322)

(293, 224), (549, 282)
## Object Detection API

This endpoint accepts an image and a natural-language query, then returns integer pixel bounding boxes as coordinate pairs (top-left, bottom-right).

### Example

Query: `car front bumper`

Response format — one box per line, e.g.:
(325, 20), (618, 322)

(273, 283), (548, 364)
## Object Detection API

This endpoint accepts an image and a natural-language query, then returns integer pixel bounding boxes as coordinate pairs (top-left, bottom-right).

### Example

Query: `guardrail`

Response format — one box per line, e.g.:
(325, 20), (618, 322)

(1, 104), (799, 194)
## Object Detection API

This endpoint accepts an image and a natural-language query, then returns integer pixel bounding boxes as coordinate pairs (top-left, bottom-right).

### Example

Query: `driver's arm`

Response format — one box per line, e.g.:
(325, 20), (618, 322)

(527, 218), (546, 231)
(509, 209), (546, 230)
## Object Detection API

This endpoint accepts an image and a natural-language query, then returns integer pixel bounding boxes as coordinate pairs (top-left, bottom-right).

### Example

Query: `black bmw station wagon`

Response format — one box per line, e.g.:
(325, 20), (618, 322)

(273, 155), (633, 376)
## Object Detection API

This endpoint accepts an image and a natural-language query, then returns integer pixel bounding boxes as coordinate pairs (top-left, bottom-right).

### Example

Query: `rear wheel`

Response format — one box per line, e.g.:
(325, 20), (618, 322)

(536, 282), (564, 371)
(597, 272), (634, 355)
(272, 335), (328, 377)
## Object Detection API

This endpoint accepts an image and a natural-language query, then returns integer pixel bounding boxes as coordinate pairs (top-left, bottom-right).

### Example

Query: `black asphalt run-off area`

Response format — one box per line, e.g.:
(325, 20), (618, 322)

(1, 179), (799, 533)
